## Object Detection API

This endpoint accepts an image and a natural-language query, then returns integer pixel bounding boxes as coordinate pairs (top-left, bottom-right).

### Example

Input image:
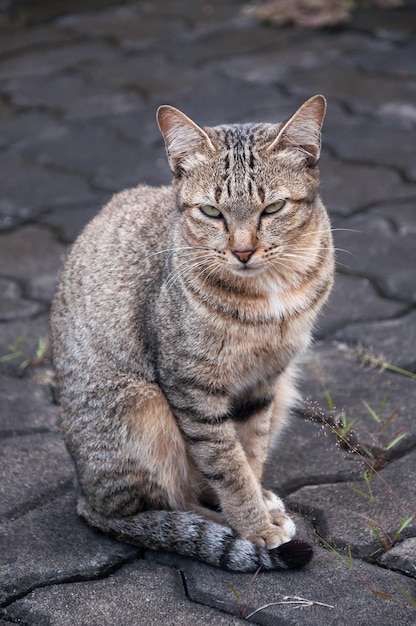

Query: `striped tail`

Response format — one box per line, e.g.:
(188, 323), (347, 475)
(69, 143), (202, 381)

(78, 500), (313, 572)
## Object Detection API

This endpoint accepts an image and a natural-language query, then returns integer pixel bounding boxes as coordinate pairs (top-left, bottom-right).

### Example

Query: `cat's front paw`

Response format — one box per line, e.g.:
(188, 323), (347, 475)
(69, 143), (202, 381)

(262, 489), (296, 542)
(246, 521), (294, 550)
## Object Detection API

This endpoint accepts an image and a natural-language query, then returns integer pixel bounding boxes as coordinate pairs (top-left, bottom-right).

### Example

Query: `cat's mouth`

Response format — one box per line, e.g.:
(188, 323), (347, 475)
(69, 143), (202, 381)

(228, 261), (264, 277)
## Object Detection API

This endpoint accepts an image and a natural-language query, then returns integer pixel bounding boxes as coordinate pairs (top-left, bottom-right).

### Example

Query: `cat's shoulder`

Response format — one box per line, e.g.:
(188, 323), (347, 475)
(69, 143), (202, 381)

(103, 184), (174, 218)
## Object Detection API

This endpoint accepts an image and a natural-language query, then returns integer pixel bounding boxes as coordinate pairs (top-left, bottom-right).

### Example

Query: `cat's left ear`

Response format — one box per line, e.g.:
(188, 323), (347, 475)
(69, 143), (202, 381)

(157, 105), (216, 175)
(267, 95), (326, 165)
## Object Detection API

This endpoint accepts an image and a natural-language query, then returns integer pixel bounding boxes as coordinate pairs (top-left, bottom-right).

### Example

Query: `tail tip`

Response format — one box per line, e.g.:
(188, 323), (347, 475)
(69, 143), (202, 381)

(274, 539), (314, 569)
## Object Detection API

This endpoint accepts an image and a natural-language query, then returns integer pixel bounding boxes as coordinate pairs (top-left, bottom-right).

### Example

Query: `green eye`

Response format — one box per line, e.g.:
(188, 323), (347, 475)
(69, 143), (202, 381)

(200, 205), (222, 218)
(263, 200), (286, 215)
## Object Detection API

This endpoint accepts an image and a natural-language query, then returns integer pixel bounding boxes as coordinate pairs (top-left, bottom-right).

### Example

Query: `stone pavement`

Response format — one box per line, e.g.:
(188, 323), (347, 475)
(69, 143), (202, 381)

(1, 1), (416, 623)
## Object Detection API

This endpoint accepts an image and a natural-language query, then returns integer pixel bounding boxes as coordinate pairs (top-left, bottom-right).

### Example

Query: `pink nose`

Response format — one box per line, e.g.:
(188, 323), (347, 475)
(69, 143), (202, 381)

(232, 248), (255, 263)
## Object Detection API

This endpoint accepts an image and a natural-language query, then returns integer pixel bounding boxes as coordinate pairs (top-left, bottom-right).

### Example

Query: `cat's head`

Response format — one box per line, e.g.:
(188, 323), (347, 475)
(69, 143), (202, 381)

(157, 96), (329, 287)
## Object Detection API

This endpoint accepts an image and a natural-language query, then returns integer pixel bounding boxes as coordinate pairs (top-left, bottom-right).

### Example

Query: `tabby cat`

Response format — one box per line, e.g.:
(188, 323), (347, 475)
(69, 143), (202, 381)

(51, 95), (334, 572)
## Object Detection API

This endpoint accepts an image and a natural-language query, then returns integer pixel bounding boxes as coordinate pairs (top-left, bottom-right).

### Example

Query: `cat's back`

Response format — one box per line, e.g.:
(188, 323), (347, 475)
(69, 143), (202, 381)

(73, 183), (174, 263)
(52, 184), (174, 380)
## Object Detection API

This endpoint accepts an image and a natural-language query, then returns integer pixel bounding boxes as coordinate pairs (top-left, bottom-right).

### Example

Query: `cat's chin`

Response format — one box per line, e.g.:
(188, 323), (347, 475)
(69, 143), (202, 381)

(227, 264), (264, 278)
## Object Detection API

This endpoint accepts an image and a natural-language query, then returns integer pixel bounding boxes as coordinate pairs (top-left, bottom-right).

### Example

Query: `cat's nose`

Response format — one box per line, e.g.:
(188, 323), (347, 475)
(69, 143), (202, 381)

(232, 248), (255, 263)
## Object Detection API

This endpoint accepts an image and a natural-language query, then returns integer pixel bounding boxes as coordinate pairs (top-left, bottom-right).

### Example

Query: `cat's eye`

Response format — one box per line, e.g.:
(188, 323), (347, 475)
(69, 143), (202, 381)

(262, 200), (286, 215)
(200, 205), (222, 218)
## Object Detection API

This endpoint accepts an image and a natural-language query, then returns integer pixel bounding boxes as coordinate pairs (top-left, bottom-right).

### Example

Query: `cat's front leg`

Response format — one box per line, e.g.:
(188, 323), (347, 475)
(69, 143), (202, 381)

(179, 416), (294, 549)
(233, 397), (296, 537)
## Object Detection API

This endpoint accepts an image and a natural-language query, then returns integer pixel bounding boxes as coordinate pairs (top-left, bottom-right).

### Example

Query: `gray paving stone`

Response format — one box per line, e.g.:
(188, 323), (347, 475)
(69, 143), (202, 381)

(0, 40), (118, 80)
(0, 492), (140, 606)
(0, 24), (74, 56)
(333, 310), (416, 373)
(162, 79), (290, 127)
(0, 313), (51, 377)
(0, 111), (56, 150)
(0, 226), (65, 303)
(80, 51), (221, 106)
(0, 277), (44, 321)
(0, 374), (57, 434)
(148, 547), (416, 625)
(379, 537), (416, 578)
(12, 120), (147, 191)
(368, 200), (416, 236)
(320, 153), (412, 215)
(357, 39), (416, 77)
(302, 341), (416, 451)
(287, 450), (416, 560)
(0, 432), (73, 521)
(57, 3), (187, 44)
(290, 61), (416, 115)
(39, 203), (106, 244)
(332, 213), (416, 304)
(324, 115), (416, 182)
(0, 154), (98, 227)
(5, 72), (88, 110)
(263, 414), (363, 497)
(316, 273), (407, 338)
(217, 30), (393, 86)
(4, 560), (242, 626)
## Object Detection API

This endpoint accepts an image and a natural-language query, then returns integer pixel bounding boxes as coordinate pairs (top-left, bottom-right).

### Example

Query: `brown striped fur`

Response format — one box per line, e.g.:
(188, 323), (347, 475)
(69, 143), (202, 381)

(51, 96), (334, 571)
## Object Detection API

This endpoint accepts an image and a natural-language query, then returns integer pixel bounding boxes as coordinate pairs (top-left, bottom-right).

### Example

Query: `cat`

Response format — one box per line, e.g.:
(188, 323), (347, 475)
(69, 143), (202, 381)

(51, 95), (334, 572)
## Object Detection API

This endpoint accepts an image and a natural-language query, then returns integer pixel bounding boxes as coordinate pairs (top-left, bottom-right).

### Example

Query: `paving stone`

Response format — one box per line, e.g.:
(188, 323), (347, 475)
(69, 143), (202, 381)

(263, 413), (363, 498)
(0, 277), (44, 321)
(324, 115), (416, 182)
(79, 50), (220, 104)
(0, 40), (118, 80)
(57, 4), (187, 44)
(217, 29), (391, 86)
(332, 213), (416, 304)
(39, 203), (106, 244)
(0, 374), (57, 434)
(148, 547), (416, 625)
(333, 310), (416, 373)
(320, 153), (412, 215)
(0, 226), (65, 303)
(368, 200), (416, 236)
(316, 273), (407, 338)
(357, 38), (416, 77)
(0, 110), (56, 150)
(302, 341), (416, 450)
(0, 24), (74, 56)
(287, 450), (416, 561)
(289, 61), (416, 115)
(4, 560), (242, 626)
(5, 72), (88, 110)
(379, 537), (416, 578)
(0, 492), (140, 606)
(12, 120), (147, 191)
(0, 154), (98, 227)
(0, 313), (51, 377)
(162, 79), (290, 127)
(0, 432), (73, 520)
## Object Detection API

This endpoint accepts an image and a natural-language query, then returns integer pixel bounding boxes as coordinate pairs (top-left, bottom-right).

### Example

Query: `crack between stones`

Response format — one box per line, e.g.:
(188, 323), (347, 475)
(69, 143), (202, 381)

(0, 552), (143, 609)
(0, 479), (74, 524)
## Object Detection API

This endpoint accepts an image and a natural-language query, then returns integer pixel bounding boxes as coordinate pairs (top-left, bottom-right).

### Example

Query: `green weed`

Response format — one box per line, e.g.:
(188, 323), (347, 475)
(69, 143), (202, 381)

(0, 335), (48, 371)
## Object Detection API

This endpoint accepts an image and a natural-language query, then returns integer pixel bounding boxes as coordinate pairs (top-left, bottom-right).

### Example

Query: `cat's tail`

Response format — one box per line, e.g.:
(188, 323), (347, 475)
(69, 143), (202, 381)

(78, 500), (312, 572)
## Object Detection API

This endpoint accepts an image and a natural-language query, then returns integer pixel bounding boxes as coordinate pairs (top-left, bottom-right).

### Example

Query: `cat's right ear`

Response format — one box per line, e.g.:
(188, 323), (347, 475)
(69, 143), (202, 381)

(157, 106), (216, 176)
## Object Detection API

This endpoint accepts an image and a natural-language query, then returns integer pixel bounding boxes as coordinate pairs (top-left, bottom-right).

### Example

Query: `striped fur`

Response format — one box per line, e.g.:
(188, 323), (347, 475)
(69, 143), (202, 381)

(51, 96), (334, 572)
